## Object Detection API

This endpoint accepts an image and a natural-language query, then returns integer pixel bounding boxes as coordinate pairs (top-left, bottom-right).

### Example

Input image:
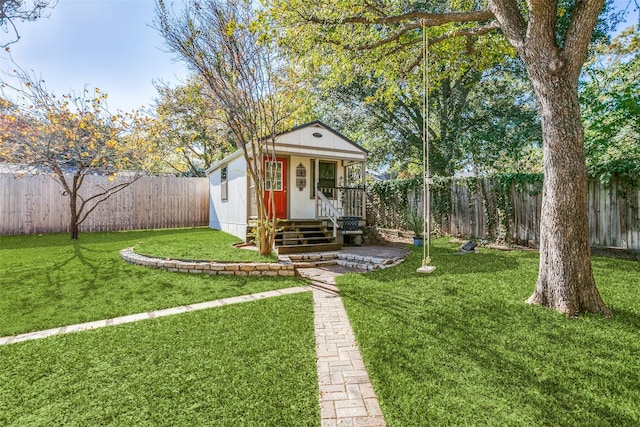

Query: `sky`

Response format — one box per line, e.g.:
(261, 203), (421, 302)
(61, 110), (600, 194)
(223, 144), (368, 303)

(1, 0), (639, 114)
(0, 0), (190, 113)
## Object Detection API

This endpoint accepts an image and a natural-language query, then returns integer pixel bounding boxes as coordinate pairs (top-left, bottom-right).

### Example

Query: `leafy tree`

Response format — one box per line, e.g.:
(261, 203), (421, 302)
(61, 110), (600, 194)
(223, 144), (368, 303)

(581, 26), (640, 184)
(153, 78), (235, 176)
(313, 58), (542, 177)
(0, 0), (56, 47)
(313, 74), (474, 178)
(0, 67), (160, 239)
(268, 0), (620, 317)
(458, 60), (542, 174)
(270, 0), (516, 177)
(156, 0), (301, 255)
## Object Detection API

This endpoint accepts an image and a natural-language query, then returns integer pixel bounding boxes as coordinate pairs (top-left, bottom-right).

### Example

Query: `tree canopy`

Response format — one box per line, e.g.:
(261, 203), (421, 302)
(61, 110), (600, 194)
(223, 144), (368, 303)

(266, 0), (619, 316)
(581, 26), (640, 184)
(153, 78), (235, 176)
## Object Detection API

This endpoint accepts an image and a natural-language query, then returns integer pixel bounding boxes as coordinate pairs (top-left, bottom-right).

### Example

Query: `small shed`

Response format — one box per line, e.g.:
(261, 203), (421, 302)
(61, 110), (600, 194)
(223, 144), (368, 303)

(206, 121), (368, 253)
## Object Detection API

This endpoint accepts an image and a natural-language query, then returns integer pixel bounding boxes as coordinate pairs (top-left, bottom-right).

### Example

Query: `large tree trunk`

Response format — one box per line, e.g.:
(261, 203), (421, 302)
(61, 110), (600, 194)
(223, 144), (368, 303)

(525, 71), (611, 317)
(488, 0), (610, 317)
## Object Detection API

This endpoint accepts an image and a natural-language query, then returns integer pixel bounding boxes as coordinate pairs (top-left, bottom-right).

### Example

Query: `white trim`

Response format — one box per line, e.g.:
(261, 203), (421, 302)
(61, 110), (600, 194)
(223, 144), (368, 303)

(205, 148), (244, 175)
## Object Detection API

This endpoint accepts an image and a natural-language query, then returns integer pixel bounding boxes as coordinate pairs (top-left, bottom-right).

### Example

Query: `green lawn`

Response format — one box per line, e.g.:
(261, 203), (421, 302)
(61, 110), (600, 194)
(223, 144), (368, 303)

(0, 229), (302, 336)
(0, 293), (319, 426)
(4, 230), (639, 426)
(336, 240), (640, 426)
(133, 227), (277, 262)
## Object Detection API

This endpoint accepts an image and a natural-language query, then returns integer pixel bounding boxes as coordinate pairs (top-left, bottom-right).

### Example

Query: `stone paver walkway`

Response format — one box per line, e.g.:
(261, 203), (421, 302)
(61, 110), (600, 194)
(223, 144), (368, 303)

(295, 245), (408, 425)
(310, 272), (387, 427)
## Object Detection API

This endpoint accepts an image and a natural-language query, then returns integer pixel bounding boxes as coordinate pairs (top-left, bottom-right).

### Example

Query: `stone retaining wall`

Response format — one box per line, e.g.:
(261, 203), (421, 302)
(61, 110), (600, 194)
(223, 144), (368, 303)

(120, 248), (295, 277)
(363, 226), (413, 245)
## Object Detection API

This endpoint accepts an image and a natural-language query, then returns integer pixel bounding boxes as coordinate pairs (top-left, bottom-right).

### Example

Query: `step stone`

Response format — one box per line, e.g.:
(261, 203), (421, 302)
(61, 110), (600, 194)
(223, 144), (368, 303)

(277, 243), (342, 255)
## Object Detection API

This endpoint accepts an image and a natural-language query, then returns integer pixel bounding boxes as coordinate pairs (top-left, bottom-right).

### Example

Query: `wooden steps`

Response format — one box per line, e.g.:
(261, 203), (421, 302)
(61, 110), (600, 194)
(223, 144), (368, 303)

(275, 220), (341, 254)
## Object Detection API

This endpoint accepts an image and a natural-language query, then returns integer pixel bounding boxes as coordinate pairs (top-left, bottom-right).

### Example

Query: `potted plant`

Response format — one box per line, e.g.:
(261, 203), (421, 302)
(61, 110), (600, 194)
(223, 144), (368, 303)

(404, 208), (424, 247)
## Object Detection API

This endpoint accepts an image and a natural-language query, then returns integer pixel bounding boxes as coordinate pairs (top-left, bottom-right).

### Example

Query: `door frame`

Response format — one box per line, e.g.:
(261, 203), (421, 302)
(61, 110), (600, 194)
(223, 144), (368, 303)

(263, 156), (288, 219)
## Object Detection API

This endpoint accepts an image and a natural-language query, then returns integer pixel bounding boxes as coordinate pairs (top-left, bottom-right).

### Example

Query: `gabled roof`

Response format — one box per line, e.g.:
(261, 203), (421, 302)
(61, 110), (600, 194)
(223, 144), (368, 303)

(206, 120), (367, 175)
(284, 120), (369, 154)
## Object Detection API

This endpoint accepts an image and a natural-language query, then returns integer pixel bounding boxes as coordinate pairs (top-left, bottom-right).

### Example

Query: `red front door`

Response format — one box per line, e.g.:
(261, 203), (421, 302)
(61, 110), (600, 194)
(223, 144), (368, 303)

(264, 157), (287, 219)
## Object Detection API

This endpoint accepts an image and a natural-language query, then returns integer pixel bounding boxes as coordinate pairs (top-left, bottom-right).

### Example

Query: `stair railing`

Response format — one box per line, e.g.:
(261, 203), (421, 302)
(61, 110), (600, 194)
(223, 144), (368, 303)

(316, 186), (340, 239)
(317, 186), (365, 218)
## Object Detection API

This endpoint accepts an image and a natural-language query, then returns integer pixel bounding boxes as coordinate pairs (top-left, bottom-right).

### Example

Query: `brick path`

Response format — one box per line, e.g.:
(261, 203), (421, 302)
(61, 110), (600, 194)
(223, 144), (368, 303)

(297, 264), (386, 427)
(313, 286), (386, 426)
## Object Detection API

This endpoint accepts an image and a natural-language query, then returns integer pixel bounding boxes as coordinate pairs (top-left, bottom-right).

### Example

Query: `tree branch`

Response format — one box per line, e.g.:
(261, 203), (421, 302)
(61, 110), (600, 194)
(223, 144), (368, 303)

(307, 9), (494, 26)
(488, 0), (527, 53)
(563, 0), (606, 81)
(1, 0), (57, 47)
(358, 19), (501, 52)
(404, 20), (501, 72)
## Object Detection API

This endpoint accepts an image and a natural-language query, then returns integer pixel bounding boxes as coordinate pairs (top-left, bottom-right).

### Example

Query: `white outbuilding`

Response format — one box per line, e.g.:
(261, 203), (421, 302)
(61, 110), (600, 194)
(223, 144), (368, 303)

(206, 121), (368, 253)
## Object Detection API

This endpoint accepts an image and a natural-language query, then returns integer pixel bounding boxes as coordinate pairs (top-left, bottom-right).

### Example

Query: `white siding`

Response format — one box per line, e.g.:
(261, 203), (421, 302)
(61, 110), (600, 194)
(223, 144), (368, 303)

(210, 155), (248, 240)
(288, 155), (347, 220)
(289, 156), (315, 219)
(275, 125), (366, 162)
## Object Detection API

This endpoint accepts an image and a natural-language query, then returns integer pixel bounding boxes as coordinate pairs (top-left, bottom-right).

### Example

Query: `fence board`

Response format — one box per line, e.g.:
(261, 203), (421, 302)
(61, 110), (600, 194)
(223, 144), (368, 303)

(0, 174), (209, 235)
(367, 177), (640, 250)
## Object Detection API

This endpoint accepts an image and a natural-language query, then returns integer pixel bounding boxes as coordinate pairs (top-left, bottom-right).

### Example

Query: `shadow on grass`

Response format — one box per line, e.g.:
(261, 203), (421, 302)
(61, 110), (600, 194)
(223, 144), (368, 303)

(41, 241), (105, 292)
(335, 245), (640, 425)
(608, 308), (640, 329)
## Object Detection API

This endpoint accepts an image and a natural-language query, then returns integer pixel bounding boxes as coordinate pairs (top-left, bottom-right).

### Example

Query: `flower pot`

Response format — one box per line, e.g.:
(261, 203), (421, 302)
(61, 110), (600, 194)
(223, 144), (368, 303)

(413, 236), (424, 247)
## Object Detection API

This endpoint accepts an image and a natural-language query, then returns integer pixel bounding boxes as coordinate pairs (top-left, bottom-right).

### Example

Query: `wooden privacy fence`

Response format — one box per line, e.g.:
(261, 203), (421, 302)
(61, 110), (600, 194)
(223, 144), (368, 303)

(367, 177), (640, 250)
(0, 174), (209, 235)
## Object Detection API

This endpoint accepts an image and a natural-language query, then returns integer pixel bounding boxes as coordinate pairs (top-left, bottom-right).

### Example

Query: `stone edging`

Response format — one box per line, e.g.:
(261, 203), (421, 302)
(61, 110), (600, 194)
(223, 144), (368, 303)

(119, 248), (295, 277)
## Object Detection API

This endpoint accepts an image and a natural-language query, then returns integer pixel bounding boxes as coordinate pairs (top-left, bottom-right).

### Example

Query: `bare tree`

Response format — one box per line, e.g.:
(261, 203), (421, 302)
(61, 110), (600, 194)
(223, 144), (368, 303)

(156, 0), (295, 255)
(0, 0), (56, 47)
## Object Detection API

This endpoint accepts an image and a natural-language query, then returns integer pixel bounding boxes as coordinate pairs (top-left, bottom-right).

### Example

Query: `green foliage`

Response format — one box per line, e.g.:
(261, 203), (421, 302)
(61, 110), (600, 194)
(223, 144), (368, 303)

(0, 293), (319, 426)
(153, 78), (236, 176)
(458, 60), (543, 174)
(404, 206), (424, 236)
(269, 0), (514, 108)
(368, 174), (544, 241)
(492, 173), (544, 194)
(315, 58), (543, 177)
(556, 0), (623, 47)
(268, 1), (544, 177)
(369, 176), (423, 206)
(0, 229), (303, 336)
(337, 242), (640, 425)
(268, 1), (628, 181)
(581, 27), (640, 185)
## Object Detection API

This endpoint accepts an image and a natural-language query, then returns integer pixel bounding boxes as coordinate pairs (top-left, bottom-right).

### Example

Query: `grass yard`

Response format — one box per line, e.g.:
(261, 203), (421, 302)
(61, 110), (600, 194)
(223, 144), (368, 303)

(336, 240), (640, 426)
(133, 227), (278, 262)
(0, 228), (302, 337)
(0, 292), (319, 426)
